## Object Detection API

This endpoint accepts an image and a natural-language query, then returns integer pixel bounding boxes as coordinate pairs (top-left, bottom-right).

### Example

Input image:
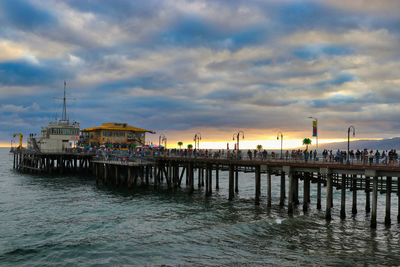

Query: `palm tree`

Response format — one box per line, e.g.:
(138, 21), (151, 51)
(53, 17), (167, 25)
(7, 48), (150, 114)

(303, 138), (312, 150)
(187, 144), (193, 150)
(178, 141), (183, 149)
(257, 144), (263, 150)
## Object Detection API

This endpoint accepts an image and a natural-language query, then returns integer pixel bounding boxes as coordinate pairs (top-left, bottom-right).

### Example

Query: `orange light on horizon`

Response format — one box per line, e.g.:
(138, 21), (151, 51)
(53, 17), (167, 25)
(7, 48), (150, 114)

(162, 138), (356, 150)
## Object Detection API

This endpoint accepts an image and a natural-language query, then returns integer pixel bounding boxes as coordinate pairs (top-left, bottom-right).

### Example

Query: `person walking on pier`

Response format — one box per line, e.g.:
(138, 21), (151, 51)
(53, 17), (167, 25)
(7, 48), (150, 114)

(248, 149), (252, 160)
(383, 150), (388, 165)
(369, 150), (374, 165)
(304, 149), (309, 162)
(356, 149), (361, 163)
(375, 150), (380, 165)
(262, 150), (268, 160)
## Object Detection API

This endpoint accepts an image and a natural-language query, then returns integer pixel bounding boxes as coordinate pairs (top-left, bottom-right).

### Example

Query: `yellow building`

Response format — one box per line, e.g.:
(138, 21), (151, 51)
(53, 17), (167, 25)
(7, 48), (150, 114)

(80, 123), (153, 147)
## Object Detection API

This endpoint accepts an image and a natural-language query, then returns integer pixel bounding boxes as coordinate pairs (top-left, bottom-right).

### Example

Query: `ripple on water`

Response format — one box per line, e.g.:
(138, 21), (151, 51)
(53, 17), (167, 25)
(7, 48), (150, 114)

(1, 149), (400, 265)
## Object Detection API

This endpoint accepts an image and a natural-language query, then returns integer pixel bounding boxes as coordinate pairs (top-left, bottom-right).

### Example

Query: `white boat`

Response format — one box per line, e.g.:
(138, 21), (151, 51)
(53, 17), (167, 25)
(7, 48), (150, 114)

(28, 82), (80, 153)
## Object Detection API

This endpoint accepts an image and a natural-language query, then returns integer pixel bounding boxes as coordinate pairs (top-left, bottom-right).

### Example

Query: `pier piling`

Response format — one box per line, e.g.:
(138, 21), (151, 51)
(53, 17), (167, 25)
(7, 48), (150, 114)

(340, 174), (346, 219)
(267, 171), (272, 207)
(385, 176), (392, 226)
(352, 175), (357, 214)
(280, 172), (285, 206)
(255, 165), (261, 205)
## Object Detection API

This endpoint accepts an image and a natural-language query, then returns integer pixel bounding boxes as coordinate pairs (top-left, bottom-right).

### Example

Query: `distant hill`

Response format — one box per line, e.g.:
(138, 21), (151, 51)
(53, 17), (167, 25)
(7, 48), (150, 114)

(306, 137), (400, 151)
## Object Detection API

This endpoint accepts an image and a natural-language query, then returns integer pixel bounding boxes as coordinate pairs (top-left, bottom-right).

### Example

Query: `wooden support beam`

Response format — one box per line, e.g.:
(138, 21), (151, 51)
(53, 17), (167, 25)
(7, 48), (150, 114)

(366, 176), (371, 213)
(127, 167), (132, 188)
(303, 173), (310, 212)
(229, 165), (234, 200)
(208, 164), (212, 196)
(95, 163), (99, 185)
(163, 165), (171, 188)
(198, 167), (201, 188)
(385, 176), (392, 226)
(103, 164), (108, 185)
(326, 171), (333, 221)
(267, 171), (272, 208)
(235, 166), (239, 193)
(115, 166), (118, 186)
(317, 173), (322, 210)
(215, 164), (219, 190)
(294, 173), (299, 205)
(280, 171), (285, 206)
(179, 165), (186, 187)
(145, 166), (150, 186)
(352, 175), (357, 214)
(201, 168), (205, 187)
(154, 166), (159, 189)
(371, 176), (378, 228)
(287, 168), (294, 216)
(340, 174), (346, 219)
(255, 165), (261, 205)
(188, 163), (194, 194)
(205, 164), (210, 197)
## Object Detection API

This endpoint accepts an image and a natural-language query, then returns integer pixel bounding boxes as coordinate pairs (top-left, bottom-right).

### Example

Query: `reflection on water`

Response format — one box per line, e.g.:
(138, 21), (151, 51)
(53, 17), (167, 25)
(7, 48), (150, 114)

(1, 149), (400, 266)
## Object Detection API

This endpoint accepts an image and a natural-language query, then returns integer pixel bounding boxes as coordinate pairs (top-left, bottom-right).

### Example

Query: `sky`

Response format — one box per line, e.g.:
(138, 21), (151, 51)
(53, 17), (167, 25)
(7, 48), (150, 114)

(1, 0), (400, 149)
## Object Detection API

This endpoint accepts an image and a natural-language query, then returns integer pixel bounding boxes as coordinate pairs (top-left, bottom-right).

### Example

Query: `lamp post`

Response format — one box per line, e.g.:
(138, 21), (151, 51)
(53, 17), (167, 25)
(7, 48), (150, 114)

(347, 126), (355, 165)
(308, 116), (318, 149)
(277, 131), (283, 159)
(194, 133), (201, 150)
(159, 134), (166, 147)
(162, 136), (167, 148)
(233, 131), (244, 159)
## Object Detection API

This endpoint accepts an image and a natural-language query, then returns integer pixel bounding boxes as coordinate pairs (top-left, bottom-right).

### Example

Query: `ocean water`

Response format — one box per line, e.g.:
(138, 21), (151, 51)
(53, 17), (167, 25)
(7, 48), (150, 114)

(1, 148), (400, 266)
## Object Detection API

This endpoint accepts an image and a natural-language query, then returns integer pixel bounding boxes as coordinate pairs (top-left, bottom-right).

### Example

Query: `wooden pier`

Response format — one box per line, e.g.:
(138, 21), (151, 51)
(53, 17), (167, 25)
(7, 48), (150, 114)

(12, 150), (93, 174)
(12, 150), (400, 228)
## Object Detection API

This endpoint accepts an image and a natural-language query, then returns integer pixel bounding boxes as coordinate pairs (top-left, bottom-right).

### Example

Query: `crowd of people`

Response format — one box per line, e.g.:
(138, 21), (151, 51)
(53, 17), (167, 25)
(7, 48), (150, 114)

(48, 144), (400, 166)
(158, 148), (400, 166)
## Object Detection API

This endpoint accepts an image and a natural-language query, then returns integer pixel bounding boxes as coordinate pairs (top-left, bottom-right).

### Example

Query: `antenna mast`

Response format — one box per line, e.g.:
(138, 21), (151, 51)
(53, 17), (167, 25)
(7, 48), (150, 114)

(62, 81), (67, 121)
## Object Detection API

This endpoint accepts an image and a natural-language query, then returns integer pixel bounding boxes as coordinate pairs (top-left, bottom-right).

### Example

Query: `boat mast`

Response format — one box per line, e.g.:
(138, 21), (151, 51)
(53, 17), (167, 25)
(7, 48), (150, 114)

(62, 81), (67, 122)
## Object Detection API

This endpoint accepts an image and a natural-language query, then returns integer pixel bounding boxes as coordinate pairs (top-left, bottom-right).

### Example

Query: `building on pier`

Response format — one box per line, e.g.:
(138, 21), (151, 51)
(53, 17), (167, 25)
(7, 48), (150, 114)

(80, 123), (154, 148)
(27, 81), (80, 153)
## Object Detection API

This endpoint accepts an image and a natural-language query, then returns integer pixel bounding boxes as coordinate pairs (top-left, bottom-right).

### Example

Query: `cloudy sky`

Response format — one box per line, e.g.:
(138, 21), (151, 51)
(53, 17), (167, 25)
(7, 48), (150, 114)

(1, 0), (400, 148)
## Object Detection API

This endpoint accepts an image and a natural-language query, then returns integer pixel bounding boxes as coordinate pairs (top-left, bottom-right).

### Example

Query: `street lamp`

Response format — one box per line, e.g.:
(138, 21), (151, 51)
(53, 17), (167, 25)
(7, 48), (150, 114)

(308, 116), (318, 149)
(233, 131), (244, 159)
(162, 136), (167, 149)
(159, 134), (166, 147)
(347, 126), (355, 165)
(277, 131), (283, 159)
(194, 133), (201, 150)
